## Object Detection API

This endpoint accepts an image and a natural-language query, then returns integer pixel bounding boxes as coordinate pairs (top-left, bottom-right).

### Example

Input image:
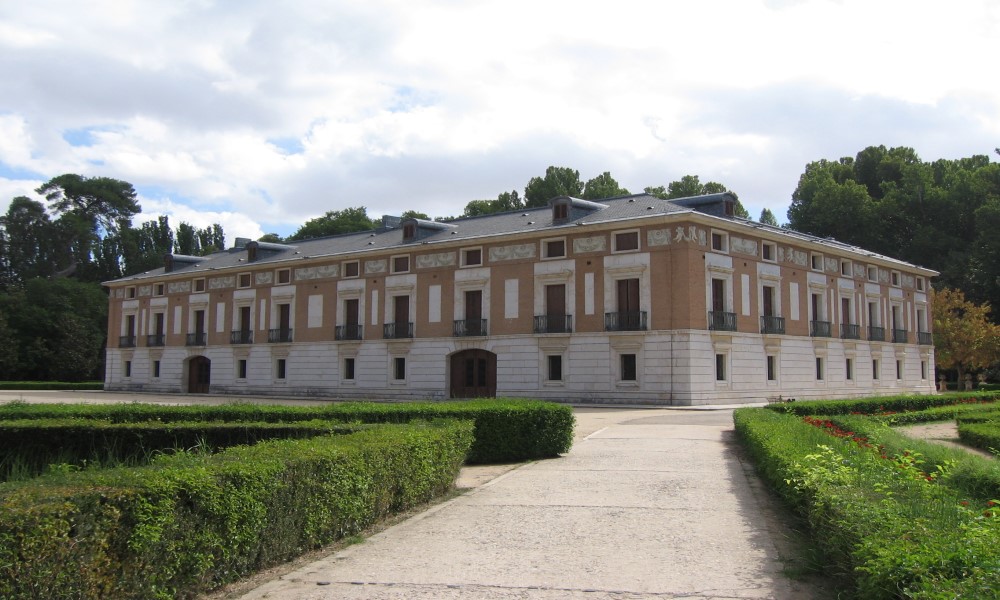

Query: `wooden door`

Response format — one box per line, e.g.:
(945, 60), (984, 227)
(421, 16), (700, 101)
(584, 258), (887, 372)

(187, 356), (211, 394)
(449, 349), (496, 398)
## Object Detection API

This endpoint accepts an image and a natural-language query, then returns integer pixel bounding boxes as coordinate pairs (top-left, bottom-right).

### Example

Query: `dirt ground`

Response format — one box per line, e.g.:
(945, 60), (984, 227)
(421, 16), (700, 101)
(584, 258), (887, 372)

(895, 421), (996, 459)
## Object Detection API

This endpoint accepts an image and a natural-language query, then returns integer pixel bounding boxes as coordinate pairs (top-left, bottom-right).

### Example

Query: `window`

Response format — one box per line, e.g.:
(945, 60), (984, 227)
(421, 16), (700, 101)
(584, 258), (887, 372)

(393, 357), (406, 380)
(344, 261), (360, 278)
(553, 203), (569, 221)
(762, 243), (775, 262)
(238, 359), (247, 379)
(194, 278), (206, 292)
(867, 266), (878, 282)
(896, 359), (902, 380)
(840, 259), (852, 277)
(921, 360), (927, 380)
(620, 354), (637, 381)
(153, 360), (160, 378)
(344, 358), (356, 380)
(543, 239), (566, 259)
(846, 358), (854, 380)
(238, 273), (251, 288)
(125, 360), (132, 377)
(816, 357), (824, 380)
(276, 358), (287, 380)
(711, 231), (727, 252)
(392, 255), (410, 273)
(403, 223), (416, 241)
(873, 359), (880, 380)
(277, 269), (291, 284)
(462, 248), (482, 266)
(613, 231), (639, 252)
(916, 277), (925, 291)
(127, 287), (136, 299)
(811, 253), (823, 271)
(547, 355), (563, 381)
(891, 271), (901, 287)
(715, 354), (726, 381)
(766, 355), (776, 381)
(154, 283), (164, 296)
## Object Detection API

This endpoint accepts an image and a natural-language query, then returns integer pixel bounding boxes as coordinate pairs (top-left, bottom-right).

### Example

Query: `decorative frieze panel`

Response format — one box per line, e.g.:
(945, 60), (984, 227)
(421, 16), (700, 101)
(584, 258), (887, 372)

(295, 264), (339, 281)
(114, 288), (125, 299)
(879, 269), (890, 284)
(902, 274), (915, 289)
(489, 244), (536, 261)
(416, 252), (456, 269)
(853, 263), (867, 279)
(646, 229), (670, 247)
(365, 260), (387, 274)
(255, 272), (273, 285)
(825, 257), (840, 273)
(209, 276), (235, 290)
(138, 285), (152, 297)
(672, 226), (707, 246)
(779, 247), (808, 266)
(573, 236), (606, 253)
(730, 237), (757, 256)
(168, 281), (191, 294)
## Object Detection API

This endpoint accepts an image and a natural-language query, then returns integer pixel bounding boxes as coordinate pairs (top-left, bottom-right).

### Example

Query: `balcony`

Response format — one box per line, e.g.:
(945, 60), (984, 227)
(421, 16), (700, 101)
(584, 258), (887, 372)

(892, 329), (909, 344)
(810, 320), (831, 337)
(534, 314), (573, 334)
(383, 322), (414, 339)
(119, 335), (137, 348)
(840, 323), (861, 340)
(868, 326), (885, 342)
(268, 328), (293, 343)
(335, 324), (363, 341)
(918, 331), (933, 345)
(454, 318), (488, 337)
(760, 315), (785, 335)
(146, 333), (165, 347)
(707, 311), (736, 332)
(229, 329), (253, 344)
(605, 311), (648, 332)
(185, 332), (207, 346)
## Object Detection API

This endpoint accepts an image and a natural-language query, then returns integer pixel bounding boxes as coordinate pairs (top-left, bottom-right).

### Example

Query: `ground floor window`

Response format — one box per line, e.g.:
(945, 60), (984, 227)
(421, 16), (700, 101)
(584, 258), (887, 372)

(153, 360), (160, 378)
(344, 357), (355, 380)
(547, 355), (563, 381)
(393, 357), (406, 380)
(815, 357), (824, 381)
(238, 359), (247, 379)
(125, 360), (132, 378)
(276, 358), (287, 380)
(896, 359), (902, 380)
(715, 353), (726, 381)
(620, 353), (637, 381)
(873, 359), (880, 380)
(766, 355), (776, 381)
(921, 360), (927, 380)
(846, 358), (853, 381)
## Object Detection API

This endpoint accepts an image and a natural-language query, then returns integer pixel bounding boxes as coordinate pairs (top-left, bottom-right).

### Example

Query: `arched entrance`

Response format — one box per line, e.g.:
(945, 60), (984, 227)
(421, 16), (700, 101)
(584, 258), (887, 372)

(187, 356), (211, 394)
(449, 349), (497, 398)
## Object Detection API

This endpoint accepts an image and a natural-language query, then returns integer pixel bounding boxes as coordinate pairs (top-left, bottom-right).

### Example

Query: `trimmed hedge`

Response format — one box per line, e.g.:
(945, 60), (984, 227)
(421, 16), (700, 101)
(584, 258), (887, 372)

(958, 422), (1000, 456)
(0, 420), (474, 600)
(0, 381), (103, 390)
(765, 391), (1000, 417)
(0, 399), (575, 464)
(0, 419), (359, 482)
(735, 408), (1000, 598)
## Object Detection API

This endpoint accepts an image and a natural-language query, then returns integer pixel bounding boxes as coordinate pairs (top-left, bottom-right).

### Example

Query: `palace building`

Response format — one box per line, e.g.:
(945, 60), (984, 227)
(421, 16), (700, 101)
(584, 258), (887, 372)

(103, 192), (936, 405)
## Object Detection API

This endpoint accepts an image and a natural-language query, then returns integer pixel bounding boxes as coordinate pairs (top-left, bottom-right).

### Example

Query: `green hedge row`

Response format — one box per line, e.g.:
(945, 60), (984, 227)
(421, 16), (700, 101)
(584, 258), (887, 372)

(958, 422), (1000, 456)
(0, 381), (104, 390)
(765, 391), (1000, 417)
(735, 408), (1000, 598)
(0, 399), (575, 464)
(0, 419), (359, 482)
(0, 421), (473, 600)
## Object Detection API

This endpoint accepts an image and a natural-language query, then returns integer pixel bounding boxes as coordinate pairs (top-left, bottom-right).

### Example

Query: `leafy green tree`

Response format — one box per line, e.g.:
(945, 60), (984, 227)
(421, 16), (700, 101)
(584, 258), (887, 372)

(647, 176), (747, 217)
(462, 190), (524, 217)
(582, 172), (629, 200)
(286, 207), (378, 241)
(196, 224), (225, 253)
(258, 233), (284, 243)
(118, 216), (174, 276)
(524, 167), (584, 207)
(0, 197), (57, 284)
(759, 208), (779, 226)
(400, 210), (431, 220)
(0, 309), (19, 376)
(176, 222), (198, 255)
(932, 287), (1000, 384)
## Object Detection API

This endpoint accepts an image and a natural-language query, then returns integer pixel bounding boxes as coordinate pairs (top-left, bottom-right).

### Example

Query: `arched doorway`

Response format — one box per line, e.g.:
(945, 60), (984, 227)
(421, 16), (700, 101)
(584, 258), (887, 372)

(449, 349), (497, 398)
(187, 356), (211, 394)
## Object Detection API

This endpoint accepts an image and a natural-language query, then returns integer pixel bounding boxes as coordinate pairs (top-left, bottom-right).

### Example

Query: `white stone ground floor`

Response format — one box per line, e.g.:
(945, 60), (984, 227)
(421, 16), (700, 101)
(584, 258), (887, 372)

(104, 330), (936, 405)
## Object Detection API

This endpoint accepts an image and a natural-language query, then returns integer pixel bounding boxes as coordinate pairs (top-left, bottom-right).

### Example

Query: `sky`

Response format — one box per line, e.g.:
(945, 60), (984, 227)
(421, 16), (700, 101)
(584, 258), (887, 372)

(1, 0), (998, 242)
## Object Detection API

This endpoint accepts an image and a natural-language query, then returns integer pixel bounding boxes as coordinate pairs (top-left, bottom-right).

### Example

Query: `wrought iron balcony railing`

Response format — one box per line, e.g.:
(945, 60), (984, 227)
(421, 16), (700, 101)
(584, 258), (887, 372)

(760, 315), (785, 335)
(268, 328), (293, 343)
(708, 311), (736, 332)
(383, 322), (414, 339)
(605, 311), (648, 331)
(119, 335), (137, 348)
(229, 329), (253, 344)
(810, 320), (831, 337)
(146, 333), (165, 347)
(892, 328), (909, 344)
(185, 332), (207, 346)
(868, 325), (885, 342)
(918, 331), (933, 345)
(534, 314), (573, 334)
(335, 324), (363, 341)
(840, 323), (860, 340)
(454, 318), (488, 336)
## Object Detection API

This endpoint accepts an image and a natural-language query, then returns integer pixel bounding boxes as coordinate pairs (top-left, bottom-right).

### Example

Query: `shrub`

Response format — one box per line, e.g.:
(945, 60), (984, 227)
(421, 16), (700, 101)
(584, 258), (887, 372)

(765, 391), (1000, 417)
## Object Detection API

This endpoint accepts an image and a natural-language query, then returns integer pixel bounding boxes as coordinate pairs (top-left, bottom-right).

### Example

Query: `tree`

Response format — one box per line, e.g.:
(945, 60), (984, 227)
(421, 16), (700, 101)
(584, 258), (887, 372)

(176, 222), (198, 255)
(582, 172), (629, 200)
(461, 190), (524, 218)
(932, 287), (1000, 384)
(258, 233), (284, 243)
(400, 210), (430, 220)
(647, 176), (748, 217)
(196, 224), (225, 254)
(286, 207), (378, 241)
(759, 208), (779, 226)
(524, 167), (584, 208)
(0, 196), (57, 284)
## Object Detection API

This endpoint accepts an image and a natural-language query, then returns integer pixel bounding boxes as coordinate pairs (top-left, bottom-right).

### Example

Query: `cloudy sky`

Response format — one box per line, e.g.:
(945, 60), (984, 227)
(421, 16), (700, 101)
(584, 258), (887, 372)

(1, 0), (998, 241)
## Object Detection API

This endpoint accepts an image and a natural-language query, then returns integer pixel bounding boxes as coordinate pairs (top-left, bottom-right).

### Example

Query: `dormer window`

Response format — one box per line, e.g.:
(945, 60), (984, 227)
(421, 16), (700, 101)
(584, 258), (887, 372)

(724, 199), (735, 217)
(246, 242), (258, 262)
(553, 203), (569, 222)
(403, 223), (416, 241)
